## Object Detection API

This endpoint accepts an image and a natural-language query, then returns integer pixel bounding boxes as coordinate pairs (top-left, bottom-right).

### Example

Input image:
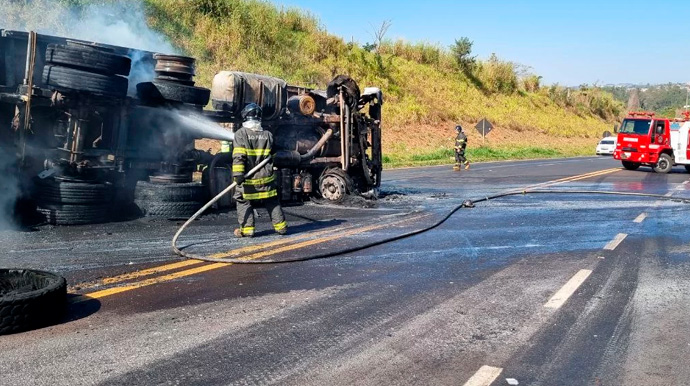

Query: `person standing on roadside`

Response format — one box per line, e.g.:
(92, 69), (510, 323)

(232, 103), (287, 237)
(453, 125), (470, 171)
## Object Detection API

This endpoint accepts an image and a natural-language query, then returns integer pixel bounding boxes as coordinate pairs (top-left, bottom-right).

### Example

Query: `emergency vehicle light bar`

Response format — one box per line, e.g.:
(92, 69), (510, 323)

(627, 111), (656, 118)
(672, 111), (690, 122)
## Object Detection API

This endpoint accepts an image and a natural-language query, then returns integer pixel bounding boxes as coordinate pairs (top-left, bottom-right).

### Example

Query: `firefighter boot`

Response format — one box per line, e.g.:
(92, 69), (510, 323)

(234, 228), (254, 238)
(464, 161), (470, 170)
(453, 164), (461, 171)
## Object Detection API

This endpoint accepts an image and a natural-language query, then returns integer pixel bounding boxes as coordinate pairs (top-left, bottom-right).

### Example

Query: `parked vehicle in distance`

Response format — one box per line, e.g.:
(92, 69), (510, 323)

(596, 136), (617, 155)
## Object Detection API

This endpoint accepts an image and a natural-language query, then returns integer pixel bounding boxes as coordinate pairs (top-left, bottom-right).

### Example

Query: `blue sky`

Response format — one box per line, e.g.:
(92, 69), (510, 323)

(275, 0), (688, 86)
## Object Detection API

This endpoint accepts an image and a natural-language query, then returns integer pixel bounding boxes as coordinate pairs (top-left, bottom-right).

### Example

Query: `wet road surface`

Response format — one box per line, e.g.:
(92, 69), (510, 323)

(1, 156), (689, 385)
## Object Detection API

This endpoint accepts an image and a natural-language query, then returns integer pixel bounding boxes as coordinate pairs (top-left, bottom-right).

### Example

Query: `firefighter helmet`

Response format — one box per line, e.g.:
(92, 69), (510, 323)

(241, 103), (262, 121)
(455, 125), (463, 132)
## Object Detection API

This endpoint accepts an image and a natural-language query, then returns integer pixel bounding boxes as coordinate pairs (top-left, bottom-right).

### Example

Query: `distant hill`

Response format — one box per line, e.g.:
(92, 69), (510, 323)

(602, 83), (689, 117)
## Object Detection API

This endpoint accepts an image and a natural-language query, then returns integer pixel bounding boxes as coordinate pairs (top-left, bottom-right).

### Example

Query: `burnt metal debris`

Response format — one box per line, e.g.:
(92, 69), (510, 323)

(0, 29), (383, 225)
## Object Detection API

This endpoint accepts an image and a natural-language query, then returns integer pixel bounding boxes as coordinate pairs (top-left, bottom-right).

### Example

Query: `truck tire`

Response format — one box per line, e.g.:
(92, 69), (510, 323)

(38, 203), (109, 225)
(622, 161), (640, 171)
(653, 153), (673, 174)
(319, 169), (352, 202)
(42, 65), (128, 98)
(45, 44), (131, 76)
(685, 165), (690, 173)
(0, 269), (67, 335)
(34, 179), (113, 205)
(136, 81), (210, 106)
(134, 181), (207, 203)
(134, 200), (203, 218)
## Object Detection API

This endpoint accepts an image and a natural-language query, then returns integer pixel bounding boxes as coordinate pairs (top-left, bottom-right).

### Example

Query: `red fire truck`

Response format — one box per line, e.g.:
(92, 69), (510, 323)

(613, 111), (690, 173)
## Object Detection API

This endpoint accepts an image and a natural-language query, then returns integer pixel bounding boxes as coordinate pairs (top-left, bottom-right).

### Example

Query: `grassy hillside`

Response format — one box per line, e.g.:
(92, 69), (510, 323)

(11, 0), (625, 165)
(142, 0), (622, 165)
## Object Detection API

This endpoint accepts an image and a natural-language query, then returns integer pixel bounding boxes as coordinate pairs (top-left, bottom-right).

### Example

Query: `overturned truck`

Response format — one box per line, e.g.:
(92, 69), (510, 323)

(0, 30), (382, 225)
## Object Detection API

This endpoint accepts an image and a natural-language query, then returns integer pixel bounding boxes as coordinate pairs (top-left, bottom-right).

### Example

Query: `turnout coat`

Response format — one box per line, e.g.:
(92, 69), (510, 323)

(232, 122), (278, 200)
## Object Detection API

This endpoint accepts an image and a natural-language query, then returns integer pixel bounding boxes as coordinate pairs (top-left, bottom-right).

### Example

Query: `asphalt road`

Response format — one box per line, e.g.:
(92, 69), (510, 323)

(1, 156), (689, 386)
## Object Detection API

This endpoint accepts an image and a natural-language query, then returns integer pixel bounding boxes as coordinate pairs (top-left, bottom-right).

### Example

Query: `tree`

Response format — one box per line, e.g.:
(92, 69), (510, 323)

(369, 20), (391, 53)
(450, 37), (476, 72)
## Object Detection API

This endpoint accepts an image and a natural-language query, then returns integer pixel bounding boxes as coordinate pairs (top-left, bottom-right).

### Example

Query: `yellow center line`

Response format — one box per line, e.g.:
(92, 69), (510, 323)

(523, 168), (620, 190)
(215, 213), (431, 261)
(72, 213), (431, 302)
(70, 263), (230, 303)
(73, 216), (417, 290)
(73, 260), (204, 291)
(209, 222), (367, 259)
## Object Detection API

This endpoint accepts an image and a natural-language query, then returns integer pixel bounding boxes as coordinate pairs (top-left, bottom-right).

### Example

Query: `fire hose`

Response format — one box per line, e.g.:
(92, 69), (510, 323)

(173, 165), (690, 264)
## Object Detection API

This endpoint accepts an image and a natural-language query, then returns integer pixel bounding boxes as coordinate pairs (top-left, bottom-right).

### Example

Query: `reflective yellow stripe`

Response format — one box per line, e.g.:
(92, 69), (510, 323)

(241, 226), (255, 234)
(244, 175), (275, 186)
(233, 147), (247, 155)
(245, 149), (271, 156)
(273, 221), (288, 231)
(232, 165), (245, 173)
(243, 189), (278, 200)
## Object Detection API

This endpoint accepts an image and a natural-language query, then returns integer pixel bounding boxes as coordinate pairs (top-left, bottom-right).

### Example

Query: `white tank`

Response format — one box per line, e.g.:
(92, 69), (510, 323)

(211, 71), (287, 121)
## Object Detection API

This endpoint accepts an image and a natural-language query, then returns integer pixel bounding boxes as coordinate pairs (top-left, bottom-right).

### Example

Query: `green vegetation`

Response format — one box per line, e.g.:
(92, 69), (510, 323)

(384, 146), (569, 168)
(603, 84), (689, 118)
(12, 0), (625, 164)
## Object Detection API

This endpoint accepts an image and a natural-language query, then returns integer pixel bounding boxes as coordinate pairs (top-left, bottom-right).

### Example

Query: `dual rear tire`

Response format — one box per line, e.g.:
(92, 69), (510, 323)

(42, 43), (131, 98)
(34, 179), (113, 225)
(134, 181), (207, 219)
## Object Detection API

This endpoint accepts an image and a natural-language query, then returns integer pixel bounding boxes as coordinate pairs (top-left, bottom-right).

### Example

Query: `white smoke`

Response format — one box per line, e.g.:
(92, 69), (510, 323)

(2, 0), (177, 54)
(3, 0), (180, 95)
(0, 0), (183, 227)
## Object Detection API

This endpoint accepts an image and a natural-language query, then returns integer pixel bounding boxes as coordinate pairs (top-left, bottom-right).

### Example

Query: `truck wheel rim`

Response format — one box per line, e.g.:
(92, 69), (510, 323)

(320, 175), (346, 201)
(659, 158), (669, 170)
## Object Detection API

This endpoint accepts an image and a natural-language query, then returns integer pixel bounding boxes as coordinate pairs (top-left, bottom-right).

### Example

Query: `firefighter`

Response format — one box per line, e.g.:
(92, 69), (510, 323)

(232, 103), (287, 237)
(453, 125), (470, 171)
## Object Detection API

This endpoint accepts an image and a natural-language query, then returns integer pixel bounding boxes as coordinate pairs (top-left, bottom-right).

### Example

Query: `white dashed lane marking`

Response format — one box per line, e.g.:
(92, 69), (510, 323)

(544, 269), (593, 309)
(463, 366), (503, 386)
(633, 213), (647, 223)
(604, 233), (628, 251)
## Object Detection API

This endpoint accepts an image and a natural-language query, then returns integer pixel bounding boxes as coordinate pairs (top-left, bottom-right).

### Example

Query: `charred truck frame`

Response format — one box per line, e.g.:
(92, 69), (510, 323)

(0, 30), (382, 225)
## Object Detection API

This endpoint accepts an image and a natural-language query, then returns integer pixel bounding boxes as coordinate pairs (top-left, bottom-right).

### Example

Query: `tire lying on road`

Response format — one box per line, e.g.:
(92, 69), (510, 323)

(134, 181), (207, 203)
(134, 181), (207, 218)
(136, 80), (210, 106)
(134, 200), (203, 218)
(35, 179), (113, 205)
(38, 203), (110, 226)
(42, 65), (129, 98)
(0, 269), (67, 335)
(45, 43), (131, 76)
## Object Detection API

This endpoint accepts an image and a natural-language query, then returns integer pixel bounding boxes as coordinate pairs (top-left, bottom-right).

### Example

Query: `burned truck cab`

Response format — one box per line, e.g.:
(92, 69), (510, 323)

(208, 72), (383, 203)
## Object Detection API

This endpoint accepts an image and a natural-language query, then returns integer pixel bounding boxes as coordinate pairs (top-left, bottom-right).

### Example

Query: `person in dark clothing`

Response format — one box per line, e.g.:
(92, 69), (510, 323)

(453, 125), (470, 171)
(232, 103), (287, 237)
